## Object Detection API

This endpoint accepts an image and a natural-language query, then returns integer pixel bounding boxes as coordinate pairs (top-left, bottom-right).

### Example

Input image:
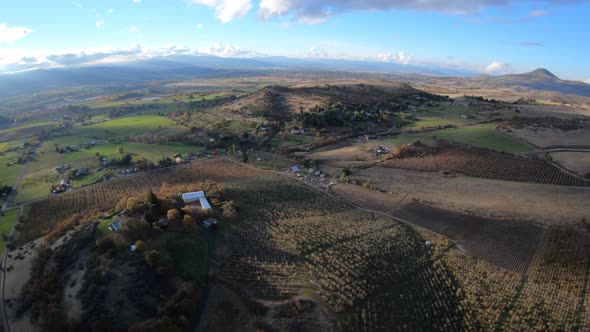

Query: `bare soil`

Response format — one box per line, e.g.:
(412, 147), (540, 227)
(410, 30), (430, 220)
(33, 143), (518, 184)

(349, 167), (590, 225)
(551, 152), (590, 176)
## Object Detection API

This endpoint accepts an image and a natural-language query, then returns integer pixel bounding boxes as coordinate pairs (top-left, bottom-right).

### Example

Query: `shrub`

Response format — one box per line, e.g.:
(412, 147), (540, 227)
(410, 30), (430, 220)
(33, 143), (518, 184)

(95, 238), (116, 255)
(167, 209), (180, 222)
(183, 215), (196, 233)
(145, 250), (161, 269)
(221, 200), (238, 221)
(123, 218), (152, 242)
(135, 240), (145, 251)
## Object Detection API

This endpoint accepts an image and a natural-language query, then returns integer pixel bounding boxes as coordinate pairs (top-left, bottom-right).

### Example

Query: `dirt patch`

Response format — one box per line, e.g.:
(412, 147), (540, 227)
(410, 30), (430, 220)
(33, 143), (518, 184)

(349, 167), (590, 225)
(550, 152), (590, 176)
(501, 127), (590, 148)
(4, 239), (43, 332)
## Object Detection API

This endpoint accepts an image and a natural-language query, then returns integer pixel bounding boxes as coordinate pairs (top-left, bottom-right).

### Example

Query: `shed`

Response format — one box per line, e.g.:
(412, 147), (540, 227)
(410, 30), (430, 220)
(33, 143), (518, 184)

(290, 165), (301, 173)
(181, 191), (212, 211)
(109, 219), (122, 232)
(202, 218), (218, 229)
(181, 191), (205, 203)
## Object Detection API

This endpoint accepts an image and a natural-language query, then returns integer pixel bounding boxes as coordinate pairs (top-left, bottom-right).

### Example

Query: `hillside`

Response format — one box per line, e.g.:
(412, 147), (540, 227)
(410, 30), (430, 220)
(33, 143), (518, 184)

(0, 115), (12, 130)
(483, 68), (590, 97)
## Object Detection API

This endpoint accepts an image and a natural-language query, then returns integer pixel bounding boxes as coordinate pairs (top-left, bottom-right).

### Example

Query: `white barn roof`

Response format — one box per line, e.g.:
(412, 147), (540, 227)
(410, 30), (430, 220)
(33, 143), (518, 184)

(182, 191), (205, 203)
(199, 197), (212, 210)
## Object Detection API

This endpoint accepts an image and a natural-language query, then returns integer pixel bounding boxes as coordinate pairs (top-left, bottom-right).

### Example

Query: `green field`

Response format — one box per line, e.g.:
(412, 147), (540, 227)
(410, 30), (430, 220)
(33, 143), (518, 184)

(164, 234), (209, 283)
(384, 123), (535, 153)
(403, 103), (481, 130)
(63, 141), (201, 163)
(0, 149), (24, 187)
(0, 209), (19, 251)
(69, 115), (178, 139)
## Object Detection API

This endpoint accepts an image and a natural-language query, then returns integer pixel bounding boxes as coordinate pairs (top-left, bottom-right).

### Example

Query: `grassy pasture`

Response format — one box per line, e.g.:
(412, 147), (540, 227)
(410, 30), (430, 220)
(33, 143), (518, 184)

(68, 115), (177, 139)
(0, 209), (19, 251)
(384, 123), (535, 153)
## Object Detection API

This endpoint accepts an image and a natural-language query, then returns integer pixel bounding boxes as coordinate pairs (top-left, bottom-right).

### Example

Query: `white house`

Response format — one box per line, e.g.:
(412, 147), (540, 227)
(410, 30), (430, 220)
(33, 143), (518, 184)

(181, 191), (212, 211)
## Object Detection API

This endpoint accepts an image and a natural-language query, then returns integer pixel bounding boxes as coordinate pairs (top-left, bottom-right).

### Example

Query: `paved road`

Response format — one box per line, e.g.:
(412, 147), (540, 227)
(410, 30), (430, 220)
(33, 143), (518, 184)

(522, 148), (590, 154)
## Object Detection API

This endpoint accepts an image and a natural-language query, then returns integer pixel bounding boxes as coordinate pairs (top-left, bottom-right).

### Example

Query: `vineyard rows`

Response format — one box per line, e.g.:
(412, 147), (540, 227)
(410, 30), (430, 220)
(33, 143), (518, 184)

(71, 157), (100, 170)
(19, 158), (590, 330)
(20, 159), (259, 243)
(382, 144), (590, 186)
(509, 228), (590, 331)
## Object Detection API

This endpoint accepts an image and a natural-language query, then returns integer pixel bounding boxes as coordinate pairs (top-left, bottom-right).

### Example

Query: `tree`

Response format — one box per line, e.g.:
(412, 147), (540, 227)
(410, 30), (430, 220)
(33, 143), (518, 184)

(147, 190), (159, 205)
(144, 250), (161, 268)
(144, 208), (155, 225)
(183, 215), (196, 233)
(167, 208), (180, 221)
(121, 153), (132, 165)
(135, 240), (145, 251)
(221, 200), (238, 221)
(117, 146), (124, 155)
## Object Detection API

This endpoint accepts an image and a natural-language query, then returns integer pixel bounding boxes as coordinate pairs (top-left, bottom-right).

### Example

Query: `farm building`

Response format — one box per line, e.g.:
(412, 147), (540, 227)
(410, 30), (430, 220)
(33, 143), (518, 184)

(181, 191), (212, 211)
(108, 219), (122, 232)
(202, 218), (218, 229)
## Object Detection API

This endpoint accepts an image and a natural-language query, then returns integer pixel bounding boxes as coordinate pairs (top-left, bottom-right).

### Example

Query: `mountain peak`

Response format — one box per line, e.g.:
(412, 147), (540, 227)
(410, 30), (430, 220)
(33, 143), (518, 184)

(526, 68), (558, 79)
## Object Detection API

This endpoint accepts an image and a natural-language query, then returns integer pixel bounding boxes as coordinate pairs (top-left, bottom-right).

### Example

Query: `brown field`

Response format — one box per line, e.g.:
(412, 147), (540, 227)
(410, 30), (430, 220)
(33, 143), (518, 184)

(347, 167), (590, 225)
(330, 184), (543, 274)
(395, 201), (543, 274)
(380, 142), (590, 186)
(551, 152), (590, 175)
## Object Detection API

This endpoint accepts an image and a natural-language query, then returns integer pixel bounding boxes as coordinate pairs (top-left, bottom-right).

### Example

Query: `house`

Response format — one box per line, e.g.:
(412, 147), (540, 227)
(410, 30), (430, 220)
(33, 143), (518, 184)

(202, 218), (218, 229)
(108, 219), (122, 232)
(181, 191), (212, 211)
(290, 165), (301, 174)
(51, 179), (71, 194)
(158, 218), (169, 229)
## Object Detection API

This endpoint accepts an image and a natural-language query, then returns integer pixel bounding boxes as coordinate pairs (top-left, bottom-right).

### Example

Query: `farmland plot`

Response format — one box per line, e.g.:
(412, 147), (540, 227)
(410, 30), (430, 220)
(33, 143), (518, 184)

(381, 143), (590, 186)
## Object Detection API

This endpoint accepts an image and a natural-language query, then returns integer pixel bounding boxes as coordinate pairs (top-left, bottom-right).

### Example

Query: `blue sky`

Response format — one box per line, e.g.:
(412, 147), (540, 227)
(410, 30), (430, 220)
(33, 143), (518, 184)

(0, 0), (589, 81)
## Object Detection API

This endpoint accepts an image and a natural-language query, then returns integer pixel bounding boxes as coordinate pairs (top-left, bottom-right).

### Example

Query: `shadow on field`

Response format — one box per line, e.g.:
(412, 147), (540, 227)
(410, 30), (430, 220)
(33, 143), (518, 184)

(397, 201), (543, 274)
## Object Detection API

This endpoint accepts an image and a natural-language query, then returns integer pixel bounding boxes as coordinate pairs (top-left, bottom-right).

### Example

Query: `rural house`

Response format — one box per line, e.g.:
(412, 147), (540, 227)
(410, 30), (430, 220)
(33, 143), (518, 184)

(181, 191), (212, 211)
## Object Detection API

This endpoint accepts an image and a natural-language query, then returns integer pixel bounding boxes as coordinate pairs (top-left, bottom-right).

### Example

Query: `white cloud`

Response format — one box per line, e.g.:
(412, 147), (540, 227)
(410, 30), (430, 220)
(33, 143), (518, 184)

(528, 9), (549, 17)
(484, 61), (513, 75)
(378, 52), (413, 65)
(132, 0), (141, 3)
(196, 23), (204, 29)
(129, 25), (138, 32)
(196, 42), (262, 57)
(0, 23), (33, 43)
(188, 0), (252, 23)
(96, 21), (105, 28)
(304, 47), (329, 58)
(107, 8), (114, 14)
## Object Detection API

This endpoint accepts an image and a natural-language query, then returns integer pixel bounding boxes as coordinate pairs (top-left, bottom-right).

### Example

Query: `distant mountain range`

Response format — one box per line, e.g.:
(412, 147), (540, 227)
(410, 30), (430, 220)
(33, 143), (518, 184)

(0, 54), (588, 100)
(470, 68), (590, 97)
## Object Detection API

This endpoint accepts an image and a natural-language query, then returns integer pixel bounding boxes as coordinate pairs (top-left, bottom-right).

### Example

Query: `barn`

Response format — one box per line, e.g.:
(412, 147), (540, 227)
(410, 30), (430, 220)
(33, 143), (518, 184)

(181, 191), (212, 211)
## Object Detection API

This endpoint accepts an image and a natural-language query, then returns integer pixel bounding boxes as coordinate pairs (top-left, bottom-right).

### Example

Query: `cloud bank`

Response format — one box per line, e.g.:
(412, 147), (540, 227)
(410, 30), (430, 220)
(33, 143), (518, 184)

(188, 0), (253, 23)
(188, 0), (583, 23)
(0, 23), (33, 43)
(484, 61), (513, 75)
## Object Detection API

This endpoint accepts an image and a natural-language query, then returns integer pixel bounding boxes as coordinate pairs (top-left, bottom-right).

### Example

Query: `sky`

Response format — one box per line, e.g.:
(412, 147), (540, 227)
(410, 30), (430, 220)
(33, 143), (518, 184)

(0, 0), (589, 82)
